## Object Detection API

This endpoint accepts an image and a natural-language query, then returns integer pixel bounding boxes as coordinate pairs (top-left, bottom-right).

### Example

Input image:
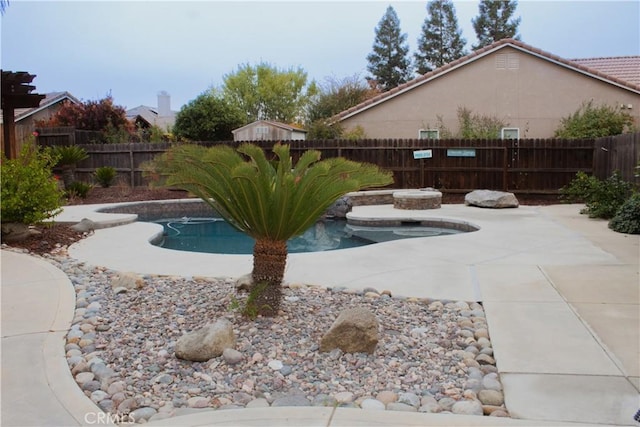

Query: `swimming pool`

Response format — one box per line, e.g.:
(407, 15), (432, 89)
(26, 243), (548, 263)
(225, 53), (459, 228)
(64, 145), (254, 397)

(153, 217), (465, 254)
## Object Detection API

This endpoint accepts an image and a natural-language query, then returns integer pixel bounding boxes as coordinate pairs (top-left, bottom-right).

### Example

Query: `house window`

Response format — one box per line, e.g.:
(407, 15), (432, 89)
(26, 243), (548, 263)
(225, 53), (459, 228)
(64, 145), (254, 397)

(501, 128), (520, 140)
(419, 129), (439, 140)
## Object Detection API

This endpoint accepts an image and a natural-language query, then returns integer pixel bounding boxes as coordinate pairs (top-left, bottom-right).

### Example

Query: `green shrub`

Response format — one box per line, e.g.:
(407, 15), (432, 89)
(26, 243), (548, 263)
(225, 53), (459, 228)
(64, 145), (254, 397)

(609, 193), (640, 234)
(560, 171), (599, 203)
(52, 145), (89, 189)
(343, 125), (367, 140)
(554, 101), (635, 138)
(561, 171), (633, 219)
(434, 107), (508, 139)
(52, 145), (88, 166)
(1, 145), (64, 224)
(94, 166), (117, 188)
(66, 181), (93, 199)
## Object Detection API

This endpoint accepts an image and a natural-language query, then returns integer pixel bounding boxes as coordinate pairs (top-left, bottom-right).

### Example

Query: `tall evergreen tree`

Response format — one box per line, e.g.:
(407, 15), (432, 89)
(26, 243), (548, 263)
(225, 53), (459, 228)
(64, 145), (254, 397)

(414, 0), (467, 75)
(472, 0), (521, 50)
(366, 5), (412, 91)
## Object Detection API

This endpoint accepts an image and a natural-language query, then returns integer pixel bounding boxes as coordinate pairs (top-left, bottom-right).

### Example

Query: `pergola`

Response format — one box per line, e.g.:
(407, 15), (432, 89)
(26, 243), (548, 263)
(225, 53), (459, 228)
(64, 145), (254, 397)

(1, 70), (46, 159)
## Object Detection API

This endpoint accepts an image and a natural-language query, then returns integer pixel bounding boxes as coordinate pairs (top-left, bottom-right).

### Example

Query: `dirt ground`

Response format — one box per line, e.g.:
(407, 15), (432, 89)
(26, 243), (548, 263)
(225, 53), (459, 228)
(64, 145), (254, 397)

(4, 186), (561, 256)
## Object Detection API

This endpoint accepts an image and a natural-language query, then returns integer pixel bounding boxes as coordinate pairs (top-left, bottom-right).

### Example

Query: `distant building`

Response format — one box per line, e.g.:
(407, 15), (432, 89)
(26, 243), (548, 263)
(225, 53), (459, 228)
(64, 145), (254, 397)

(332, 39), (640, 139)
(0, 91), (80, 148)
(126, 91), (177, 130)
(232, 120), (307, 141)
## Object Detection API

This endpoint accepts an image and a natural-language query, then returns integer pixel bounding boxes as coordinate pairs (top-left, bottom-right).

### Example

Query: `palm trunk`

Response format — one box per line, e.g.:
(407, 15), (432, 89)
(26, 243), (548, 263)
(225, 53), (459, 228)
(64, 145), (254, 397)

(248, 238), (288, 317)
(61, 166), (75, 190)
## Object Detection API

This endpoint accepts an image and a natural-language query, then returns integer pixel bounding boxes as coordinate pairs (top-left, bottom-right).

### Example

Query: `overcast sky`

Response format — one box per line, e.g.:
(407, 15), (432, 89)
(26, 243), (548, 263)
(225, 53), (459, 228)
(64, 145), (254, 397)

(2, 1), (639, 112)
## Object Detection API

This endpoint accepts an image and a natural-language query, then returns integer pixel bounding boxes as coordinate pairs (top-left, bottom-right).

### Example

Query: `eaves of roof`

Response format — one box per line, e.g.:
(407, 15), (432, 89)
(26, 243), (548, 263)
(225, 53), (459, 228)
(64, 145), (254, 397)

(232, 120), (307, 134)
(333, 38), (640, 123)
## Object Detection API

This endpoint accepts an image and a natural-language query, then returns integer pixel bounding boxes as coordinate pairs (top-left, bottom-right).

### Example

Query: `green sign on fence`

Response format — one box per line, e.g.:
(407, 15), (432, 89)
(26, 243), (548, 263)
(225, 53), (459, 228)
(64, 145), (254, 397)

(447, 149), (476, 157)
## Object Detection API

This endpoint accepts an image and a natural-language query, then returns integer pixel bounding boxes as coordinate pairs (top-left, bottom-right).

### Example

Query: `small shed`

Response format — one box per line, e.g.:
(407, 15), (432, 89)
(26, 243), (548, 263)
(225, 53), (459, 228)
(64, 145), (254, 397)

(232, 120), (307, 141)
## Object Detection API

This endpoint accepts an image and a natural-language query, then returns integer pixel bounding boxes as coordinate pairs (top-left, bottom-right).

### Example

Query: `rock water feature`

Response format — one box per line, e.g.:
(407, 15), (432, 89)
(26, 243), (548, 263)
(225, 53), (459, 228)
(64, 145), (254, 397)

(393, 189), (443, 210)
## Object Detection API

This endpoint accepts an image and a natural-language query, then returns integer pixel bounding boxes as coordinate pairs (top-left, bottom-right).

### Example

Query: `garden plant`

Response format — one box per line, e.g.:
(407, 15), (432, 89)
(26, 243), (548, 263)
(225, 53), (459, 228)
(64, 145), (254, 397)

(52, 145), (88, 189)
(561, 170), (638, 234)
(560, 171), (634, 219)
(94, 166), (117, 188)
(1, 144), (63, 226)
(147, 142), (393, 317)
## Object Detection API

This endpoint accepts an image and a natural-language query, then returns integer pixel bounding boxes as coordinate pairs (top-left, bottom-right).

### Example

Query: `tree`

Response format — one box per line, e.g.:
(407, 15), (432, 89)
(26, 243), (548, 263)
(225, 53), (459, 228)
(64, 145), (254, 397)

(307, 75), (379, 123)
(147, 143), (393, 317)
(472, 0), (521, 50)
(414, 0), (467, 74)
(37, 95), (134, 143)
(306, 75), (379, 139)
(222, 62), (317, 124)
(366, 5), (413, 91)
(38, 95), (130, 132)
(173, 90), (244, 141)
(554, 101), (635, 138)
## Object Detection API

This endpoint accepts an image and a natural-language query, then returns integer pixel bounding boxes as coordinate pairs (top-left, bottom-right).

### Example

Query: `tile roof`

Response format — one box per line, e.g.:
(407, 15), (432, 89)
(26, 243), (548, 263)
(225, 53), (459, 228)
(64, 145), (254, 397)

(333, 39), (640, 122)
(571, 56), (640, 86)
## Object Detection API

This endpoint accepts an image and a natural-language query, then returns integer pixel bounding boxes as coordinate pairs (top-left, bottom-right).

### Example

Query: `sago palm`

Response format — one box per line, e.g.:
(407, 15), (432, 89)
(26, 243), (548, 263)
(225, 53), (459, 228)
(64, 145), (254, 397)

(148, 142), (393, 317)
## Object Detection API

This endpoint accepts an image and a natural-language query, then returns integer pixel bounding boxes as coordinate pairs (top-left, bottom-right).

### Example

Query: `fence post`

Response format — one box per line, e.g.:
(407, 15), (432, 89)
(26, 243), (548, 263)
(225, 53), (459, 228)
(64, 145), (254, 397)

(502, 139), (509, 191)
(129, 145), (135, 187)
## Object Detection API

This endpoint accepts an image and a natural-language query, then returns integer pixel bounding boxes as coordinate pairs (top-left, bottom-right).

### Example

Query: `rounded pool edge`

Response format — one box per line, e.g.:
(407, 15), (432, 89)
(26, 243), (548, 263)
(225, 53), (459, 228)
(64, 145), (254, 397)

(346, 214), (480, 234)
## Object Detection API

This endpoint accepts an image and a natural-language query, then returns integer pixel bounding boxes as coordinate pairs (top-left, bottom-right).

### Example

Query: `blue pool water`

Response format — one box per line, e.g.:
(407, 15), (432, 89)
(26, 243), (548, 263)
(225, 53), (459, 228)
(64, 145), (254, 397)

(153, 217), (462, 254)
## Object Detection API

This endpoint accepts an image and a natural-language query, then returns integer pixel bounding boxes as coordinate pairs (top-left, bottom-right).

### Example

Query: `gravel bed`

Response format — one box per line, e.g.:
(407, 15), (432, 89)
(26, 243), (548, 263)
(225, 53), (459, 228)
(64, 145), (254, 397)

(11, 247), (510, 423)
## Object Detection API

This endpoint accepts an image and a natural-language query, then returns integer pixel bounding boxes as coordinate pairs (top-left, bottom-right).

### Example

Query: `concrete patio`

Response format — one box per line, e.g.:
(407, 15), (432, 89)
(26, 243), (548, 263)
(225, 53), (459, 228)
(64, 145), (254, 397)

(1, 201), (638, 426)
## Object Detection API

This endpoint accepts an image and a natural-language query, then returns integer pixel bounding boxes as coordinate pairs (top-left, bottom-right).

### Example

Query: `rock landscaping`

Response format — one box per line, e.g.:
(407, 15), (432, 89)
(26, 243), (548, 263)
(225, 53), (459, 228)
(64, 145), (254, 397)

(465, 190), (519, 209)
(1, 246), (512, 423)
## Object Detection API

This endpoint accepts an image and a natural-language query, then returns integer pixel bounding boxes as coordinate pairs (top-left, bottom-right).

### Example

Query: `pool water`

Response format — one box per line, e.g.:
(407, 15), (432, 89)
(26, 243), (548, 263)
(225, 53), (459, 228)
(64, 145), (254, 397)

(153, 217), (463, 254)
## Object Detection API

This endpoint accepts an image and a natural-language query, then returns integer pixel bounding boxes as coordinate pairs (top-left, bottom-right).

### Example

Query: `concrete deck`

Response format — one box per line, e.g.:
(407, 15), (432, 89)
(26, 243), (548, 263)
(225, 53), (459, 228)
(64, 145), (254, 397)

(1, 201), (638, 426)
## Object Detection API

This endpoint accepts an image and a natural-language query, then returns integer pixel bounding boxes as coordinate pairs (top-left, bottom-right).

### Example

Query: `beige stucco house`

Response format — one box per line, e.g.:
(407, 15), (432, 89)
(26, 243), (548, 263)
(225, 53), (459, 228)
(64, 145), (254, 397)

(334, 39), (640, 139)
(232, 120), (307, 141)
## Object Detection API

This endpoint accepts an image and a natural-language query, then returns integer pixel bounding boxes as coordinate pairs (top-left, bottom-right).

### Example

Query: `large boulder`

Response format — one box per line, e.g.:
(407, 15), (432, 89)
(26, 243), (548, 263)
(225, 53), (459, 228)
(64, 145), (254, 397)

(175, 319), (236, 362)
(325, 196), (352, 218)
(71, 218), (98, 232)
(1, 223), (40, 242)
(111, 272), (145, 293)
(320, 307), (379, 354)
(464, 190), (519, 208)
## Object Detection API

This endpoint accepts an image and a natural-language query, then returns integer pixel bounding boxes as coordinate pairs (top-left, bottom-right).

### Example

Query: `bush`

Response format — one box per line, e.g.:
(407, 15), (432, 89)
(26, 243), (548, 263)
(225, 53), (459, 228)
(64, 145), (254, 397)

(1, 145), (64, 224)
(435, 107), (508, 139)
(52, 145), (88, 167)
(561, 171), (633, 219)
(52, 145), (89, 189)
(609, 193), (640, 234)
(343, 125), (367, 140)
(66, 181), (93, 199)
(94, 166), (117, 188)
(554, 101), (635, 138)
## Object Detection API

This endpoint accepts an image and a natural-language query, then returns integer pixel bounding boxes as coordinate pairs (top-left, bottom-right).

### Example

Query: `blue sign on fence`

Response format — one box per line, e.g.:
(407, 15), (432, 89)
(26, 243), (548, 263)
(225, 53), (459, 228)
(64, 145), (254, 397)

(413, 149), (433, 159)
(447, 149), (476, 157)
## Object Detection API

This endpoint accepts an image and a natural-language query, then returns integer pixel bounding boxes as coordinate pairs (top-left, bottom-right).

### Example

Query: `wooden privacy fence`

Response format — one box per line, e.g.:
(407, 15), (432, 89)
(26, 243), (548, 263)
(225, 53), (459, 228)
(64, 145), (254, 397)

(592, 132), (639, 182)
(53, 134), (640, 194)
